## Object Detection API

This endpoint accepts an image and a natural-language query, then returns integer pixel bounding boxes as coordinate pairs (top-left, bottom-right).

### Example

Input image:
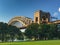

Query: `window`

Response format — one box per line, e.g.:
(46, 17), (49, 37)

(36, 17), (38, 22)
(42, 16), (46, 20)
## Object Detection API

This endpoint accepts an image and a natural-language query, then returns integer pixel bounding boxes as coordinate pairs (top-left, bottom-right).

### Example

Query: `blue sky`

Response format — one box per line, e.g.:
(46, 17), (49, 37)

(0, 0), (60, 23)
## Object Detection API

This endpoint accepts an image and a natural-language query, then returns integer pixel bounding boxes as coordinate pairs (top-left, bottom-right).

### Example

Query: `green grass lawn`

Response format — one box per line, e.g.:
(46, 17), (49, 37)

(0, 40), (60, 45)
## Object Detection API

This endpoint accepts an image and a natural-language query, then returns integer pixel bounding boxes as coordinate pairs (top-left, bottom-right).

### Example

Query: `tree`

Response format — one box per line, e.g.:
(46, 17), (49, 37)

(38, 24), (50, 40)
(0, 22), (8, 42)
(25, 23), (39, 40)
(0, 22), (23, 42)
(8, 25), (23, 42)
(48, 23), (58, 39)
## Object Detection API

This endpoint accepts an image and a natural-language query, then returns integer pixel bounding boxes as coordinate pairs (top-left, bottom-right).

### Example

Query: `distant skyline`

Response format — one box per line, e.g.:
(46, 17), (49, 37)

(0, 0), (60, 23)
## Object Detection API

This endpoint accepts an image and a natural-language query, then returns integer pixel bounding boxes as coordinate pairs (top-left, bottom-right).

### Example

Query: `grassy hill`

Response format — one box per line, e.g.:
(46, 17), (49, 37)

(0, 40), (60, 45)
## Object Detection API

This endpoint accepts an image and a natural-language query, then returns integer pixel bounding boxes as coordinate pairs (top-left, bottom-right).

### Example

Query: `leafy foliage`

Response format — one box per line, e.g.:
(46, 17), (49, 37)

(0, 22), (22, 42)
(25, 23), (59, 40)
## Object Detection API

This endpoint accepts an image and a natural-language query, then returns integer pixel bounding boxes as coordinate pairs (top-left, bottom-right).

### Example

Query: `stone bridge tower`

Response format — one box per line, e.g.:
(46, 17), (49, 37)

(34, 10), (50, 24)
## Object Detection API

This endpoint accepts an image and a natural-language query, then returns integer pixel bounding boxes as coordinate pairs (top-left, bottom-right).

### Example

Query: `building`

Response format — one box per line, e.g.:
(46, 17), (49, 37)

(34, 10), (50, 24)
(34, 10), (60, 24)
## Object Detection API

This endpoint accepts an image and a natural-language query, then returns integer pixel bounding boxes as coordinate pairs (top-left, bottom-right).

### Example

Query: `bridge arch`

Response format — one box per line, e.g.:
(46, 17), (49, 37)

(8, 16), (33, 28)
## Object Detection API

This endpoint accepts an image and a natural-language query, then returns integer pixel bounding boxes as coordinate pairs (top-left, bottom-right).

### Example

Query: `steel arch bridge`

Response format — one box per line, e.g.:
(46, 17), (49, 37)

(8, 16), (33, 28)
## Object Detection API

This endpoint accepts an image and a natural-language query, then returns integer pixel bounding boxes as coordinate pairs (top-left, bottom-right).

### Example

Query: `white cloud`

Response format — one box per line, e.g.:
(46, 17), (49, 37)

(58, 8), (60, 12)
(53, 12), (58, 17)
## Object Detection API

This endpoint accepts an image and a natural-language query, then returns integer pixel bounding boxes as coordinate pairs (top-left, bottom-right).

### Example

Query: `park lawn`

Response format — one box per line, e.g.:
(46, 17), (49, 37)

(0, 40), (60, 45)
